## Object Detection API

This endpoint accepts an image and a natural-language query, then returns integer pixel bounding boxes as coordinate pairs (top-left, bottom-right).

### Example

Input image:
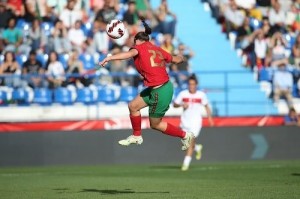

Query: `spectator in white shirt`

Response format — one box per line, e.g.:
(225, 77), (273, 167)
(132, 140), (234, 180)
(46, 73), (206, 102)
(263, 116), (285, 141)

(46, 51), (66, 89)
(268, 1), (287, 33)
(223, 0), (245, 33)
(68, 20), (86, 53)
(272, 63), (294, 106)
(254, 29), (268, 68)
(59, 0), (83, 29)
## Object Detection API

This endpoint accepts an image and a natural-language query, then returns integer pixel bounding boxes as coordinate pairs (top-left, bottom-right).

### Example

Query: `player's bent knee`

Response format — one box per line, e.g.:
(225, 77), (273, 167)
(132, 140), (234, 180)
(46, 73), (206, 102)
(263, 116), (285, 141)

(128, 101), (138, 112)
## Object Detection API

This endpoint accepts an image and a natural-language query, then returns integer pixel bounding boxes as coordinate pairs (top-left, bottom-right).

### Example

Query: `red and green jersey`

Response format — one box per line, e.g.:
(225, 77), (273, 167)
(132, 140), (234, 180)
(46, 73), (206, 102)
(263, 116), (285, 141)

(131, 41), (172, 87)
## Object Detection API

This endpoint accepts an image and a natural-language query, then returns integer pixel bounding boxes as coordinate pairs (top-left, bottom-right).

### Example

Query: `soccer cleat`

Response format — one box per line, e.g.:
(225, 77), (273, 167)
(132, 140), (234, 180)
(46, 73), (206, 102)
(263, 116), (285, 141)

(181, 132), (195, 151)
(181, 165), (189, 171)
(195, 144), (203, 160)
(118, 135), (143, 146)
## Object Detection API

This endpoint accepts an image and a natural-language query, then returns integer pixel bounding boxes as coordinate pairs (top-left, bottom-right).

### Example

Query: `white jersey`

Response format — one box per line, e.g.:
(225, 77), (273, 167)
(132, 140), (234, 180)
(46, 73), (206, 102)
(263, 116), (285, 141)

(174, 90), (209, 137)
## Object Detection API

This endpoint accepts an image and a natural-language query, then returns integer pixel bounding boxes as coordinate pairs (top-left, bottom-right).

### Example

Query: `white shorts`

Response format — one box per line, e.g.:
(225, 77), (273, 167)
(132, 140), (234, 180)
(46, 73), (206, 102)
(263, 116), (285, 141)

(180, 123), (202, 137)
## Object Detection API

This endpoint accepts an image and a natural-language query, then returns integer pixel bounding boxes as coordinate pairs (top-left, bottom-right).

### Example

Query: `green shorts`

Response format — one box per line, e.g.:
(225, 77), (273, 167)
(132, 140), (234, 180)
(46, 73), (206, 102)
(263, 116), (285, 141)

(140, 81), (174, 118)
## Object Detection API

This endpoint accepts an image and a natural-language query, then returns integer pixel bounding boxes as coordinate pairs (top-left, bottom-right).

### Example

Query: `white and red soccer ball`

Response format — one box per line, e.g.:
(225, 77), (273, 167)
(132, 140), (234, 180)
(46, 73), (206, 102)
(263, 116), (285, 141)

(106, 19), (125, 39)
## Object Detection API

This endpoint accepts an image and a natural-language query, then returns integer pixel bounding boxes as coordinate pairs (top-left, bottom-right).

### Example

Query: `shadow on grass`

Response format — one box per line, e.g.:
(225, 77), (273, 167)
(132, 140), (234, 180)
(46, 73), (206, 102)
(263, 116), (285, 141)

(149, 165), (181, 170)
(80, 189), (169, 195)
(291, 173), (300, 177)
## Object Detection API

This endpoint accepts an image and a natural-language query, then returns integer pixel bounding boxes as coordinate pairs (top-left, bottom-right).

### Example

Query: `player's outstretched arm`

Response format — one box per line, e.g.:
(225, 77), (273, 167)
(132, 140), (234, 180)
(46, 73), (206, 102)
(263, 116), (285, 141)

(99, 49), (138, 67)
(171, 55), (185, 64)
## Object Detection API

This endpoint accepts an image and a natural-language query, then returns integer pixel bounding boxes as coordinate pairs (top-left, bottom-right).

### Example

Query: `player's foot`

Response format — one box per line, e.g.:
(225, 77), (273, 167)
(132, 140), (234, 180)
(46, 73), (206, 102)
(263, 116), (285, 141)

(181, 165), (189, 171)
(195, 144), (203, 160)
(118, 135), (143, 146)
(181, 132), (195, 151)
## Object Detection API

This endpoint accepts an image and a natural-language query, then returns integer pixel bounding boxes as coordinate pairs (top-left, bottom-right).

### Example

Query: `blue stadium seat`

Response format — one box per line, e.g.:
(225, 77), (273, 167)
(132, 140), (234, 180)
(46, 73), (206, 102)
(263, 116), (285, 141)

(0, 90), (8, 105)
(54, 87), (72, 105)
(81, 22), (92, 36)
(79, 54), (95, 70)
(98, 87), (116, 104)
(58, 53), (69, 69)
(41, 22), (54, 36)
(76, 87), (95, 104)
(33, 88), (52, 105)
(16, 54), (28, 67)
(36, 54), (48, 67)
(259, 68), (273, 82)
(12, 88), (30, 104)
(119, 86), (138, 102)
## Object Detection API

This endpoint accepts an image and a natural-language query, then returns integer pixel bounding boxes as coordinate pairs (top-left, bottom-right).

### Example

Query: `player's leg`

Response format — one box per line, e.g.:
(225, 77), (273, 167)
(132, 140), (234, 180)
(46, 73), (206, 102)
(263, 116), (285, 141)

(192, 126), (203, 160)
(182, 138), (195, 171)
(118, 94), (148, 146)
(147, 81), (194, 150)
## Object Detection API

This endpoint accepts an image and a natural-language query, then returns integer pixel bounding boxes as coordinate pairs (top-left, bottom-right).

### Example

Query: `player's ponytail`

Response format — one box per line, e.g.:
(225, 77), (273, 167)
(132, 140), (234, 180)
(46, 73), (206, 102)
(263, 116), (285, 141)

(140, 17), (152, 35)
(134, 17), (152, 42)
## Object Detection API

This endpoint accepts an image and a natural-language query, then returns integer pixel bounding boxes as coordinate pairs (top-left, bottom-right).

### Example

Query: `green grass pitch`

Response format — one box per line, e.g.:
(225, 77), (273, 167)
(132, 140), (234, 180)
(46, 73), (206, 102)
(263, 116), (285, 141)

(0, 160), (299, 199)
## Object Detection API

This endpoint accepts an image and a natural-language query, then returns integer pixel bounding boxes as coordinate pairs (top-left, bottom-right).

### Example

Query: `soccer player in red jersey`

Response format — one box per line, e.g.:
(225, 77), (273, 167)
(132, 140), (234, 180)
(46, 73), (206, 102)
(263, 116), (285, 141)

(99, 19), (194, 150)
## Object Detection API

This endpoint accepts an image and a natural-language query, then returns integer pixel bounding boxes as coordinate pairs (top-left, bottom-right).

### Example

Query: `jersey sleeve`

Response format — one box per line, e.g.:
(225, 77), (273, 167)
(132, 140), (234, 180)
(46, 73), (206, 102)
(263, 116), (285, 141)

(174, 91), (183, 105)
(201, 92), (209, 106)
(160, 48), (173, 63)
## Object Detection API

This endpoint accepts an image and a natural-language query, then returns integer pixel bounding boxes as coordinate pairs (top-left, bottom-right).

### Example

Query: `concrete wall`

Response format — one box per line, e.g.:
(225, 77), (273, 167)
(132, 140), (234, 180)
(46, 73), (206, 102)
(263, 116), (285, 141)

(0, 126), (299, 167)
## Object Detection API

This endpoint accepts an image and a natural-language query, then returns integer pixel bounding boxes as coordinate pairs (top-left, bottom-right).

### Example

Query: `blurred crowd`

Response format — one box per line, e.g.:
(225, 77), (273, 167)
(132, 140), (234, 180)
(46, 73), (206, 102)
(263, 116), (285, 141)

(203, 0), (300, 107)
(0, 0), (194, 104)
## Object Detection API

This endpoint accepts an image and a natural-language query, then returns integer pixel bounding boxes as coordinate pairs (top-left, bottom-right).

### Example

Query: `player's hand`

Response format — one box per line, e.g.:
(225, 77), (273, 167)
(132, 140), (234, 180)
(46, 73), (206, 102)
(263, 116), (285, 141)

(182, 103), (189, 109)
(99, 58), (109, 67)
(98, 54), (112, 67)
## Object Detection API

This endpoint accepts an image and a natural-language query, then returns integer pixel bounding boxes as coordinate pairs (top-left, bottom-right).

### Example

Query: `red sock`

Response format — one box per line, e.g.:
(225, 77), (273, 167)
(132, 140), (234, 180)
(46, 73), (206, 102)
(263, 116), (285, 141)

(130, 114), (141, 136)
(163, 123), (186, 138)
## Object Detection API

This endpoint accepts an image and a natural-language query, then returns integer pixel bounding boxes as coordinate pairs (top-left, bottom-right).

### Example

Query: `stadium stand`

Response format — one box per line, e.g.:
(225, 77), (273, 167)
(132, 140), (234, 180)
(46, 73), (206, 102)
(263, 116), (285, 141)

(0, 0), (299, 119)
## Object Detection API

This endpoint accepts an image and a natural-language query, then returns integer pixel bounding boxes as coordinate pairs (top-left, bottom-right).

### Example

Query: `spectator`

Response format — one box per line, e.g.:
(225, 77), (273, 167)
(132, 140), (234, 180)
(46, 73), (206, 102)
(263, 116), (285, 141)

(2, 18), (30, 55)
(28, 18), (48, 53)
(292, 34), (300, 70)
(284, 107), (300, 126)
(59, 0), (83, 29)
(24, 0), (48, 22)
(256, 0), (272, 17)
(0, 51), (21, 88)
(268, 32), (289, 67)
(92, 19), (110, 55)
(222, 0), (245, 34)
(109, 46), (128, 85)
(46, 51), (66, 89)
(95, 0), (119, 23)
(6, 0), (25, 17)
(155, 0), (177, 37)
(68, 20), (86, 53)
(254, 29), (268, 69)
(272, 63), (294, 106)
(22, 50), (47, 88)
(268, 1), (287, 34)
(123, 0), (139, 34)
(0, 3), (14, 30)
(160, 34), (174, 54)
(170, 43), (194, 87)
(66, 50), (90, 87)
(51, 20), (71, 54)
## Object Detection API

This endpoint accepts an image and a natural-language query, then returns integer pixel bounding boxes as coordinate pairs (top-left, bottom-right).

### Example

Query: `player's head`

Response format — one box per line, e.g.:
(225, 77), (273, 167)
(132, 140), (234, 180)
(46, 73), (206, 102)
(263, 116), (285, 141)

(134, 17), (152, 44)
(188, 74), (198, 94)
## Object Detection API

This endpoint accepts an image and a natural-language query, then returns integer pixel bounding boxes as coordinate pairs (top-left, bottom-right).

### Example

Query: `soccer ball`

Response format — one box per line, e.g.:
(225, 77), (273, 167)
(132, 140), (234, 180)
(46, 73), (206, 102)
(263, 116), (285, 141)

(106, 19), (125, 39)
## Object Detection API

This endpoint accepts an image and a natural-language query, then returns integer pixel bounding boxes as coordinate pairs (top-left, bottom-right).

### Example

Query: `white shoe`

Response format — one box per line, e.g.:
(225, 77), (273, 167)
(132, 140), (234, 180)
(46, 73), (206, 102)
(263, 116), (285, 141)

(181, 132), (195, 151)
(118, 135), (143, 146)
(195, 144), (203, 160)
(181, 165), (189, 171)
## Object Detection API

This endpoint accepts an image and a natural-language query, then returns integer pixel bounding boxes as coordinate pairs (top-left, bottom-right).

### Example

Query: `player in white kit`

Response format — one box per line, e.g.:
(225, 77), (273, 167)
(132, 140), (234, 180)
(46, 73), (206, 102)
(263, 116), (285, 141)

(173, 74), (214, 171)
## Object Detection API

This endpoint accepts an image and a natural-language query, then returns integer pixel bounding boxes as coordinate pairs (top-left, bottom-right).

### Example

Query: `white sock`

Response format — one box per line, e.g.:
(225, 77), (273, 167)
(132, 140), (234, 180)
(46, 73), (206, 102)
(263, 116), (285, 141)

(183, 156), (192, 167)
(194, 144), (201, 152)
